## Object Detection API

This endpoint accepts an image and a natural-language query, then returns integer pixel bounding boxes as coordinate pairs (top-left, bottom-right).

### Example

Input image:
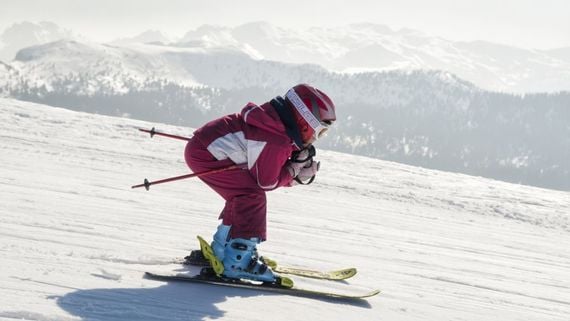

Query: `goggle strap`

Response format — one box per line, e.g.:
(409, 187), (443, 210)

(286, 89), (326, 134)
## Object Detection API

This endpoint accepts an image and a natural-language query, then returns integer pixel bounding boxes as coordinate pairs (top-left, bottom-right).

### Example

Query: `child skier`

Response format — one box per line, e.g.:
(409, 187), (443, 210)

(184, 84), (336, 283)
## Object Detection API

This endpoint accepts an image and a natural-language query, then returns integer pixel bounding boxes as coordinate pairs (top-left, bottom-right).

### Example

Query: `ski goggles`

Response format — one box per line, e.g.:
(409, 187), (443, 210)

(286, 89), (332, 141)
(316, 120), (332, 140)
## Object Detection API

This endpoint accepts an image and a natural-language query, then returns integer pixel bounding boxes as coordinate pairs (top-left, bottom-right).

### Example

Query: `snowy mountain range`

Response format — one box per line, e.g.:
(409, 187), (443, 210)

(1, 98), (569, 321)
(176, 22), (570, 93)
(2, 21), (570, 93)
(2, 38), (569, 191)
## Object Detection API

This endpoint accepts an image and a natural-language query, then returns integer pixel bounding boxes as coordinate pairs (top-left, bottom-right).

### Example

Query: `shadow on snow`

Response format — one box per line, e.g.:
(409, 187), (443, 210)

(55, 275), (371, 321)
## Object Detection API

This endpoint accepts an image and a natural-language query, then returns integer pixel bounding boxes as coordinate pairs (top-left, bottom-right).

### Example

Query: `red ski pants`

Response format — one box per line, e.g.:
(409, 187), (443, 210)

(184, 137), (268, 240)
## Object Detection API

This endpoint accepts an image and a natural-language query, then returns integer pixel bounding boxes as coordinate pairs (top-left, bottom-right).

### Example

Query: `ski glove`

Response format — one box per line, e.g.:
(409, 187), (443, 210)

(296, 161), (320, 182)
(286, 149), (312, 177)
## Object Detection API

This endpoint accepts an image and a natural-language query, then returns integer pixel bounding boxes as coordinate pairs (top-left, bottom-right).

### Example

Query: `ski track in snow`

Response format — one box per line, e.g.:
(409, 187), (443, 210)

(0, 98), (569, 321)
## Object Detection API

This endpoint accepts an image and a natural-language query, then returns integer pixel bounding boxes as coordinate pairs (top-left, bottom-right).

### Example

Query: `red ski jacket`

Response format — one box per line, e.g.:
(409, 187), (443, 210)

(191, 101), (298, 190)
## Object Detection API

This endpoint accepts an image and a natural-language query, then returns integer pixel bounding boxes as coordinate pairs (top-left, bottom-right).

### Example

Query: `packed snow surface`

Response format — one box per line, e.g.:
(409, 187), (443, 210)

(0, 98), (569, 321)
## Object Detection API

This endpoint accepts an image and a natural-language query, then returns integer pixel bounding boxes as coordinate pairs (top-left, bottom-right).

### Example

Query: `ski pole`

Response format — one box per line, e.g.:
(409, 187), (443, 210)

(138, 127), (191, 141)
(131, 163), (246, 191)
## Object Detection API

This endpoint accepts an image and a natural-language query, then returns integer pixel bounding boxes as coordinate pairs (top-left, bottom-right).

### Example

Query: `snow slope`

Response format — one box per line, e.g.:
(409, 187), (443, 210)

(1, 98), (569, 321)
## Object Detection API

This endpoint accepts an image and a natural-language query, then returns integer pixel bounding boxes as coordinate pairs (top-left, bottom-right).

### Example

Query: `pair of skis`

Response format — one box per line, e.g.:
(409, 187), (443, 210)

(145, 237), (380, 300)
(177, 249), (358, 281)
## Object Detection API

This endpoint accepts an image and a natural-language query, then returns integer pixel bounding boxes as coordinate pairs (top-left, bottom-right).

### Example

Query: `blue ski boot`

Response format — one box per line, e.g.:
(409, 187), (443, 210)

(210, 224), (276, 283)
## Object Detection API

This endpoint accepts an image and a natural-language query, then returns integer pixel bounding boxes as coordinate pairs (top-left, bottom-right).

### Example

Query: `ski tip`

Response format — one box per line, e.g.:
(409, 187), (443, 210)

(363, 289), (381, 298)
(333, 268), (357, 280)
(337, 289), (381, 300)
(300, 287), (381, 300)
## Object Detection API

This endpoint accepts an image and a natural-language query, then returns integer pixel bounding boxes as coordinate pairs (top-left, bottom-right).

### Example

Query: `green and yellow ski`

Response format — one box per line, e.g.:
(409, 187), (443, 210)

(144, 270), (379, 301)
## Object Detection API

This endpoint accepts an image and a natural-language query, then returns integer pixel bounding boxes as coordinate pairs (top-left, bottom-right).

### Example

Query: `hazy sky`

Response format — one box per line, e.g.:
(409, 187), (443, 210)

(1, 0), (569, 49)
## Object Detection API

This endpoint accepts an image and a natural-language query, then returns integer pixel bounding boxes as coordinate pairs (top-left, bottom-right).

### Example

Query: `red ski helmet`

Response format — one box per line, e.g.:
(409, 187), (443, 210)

(285, 84), (336, 144)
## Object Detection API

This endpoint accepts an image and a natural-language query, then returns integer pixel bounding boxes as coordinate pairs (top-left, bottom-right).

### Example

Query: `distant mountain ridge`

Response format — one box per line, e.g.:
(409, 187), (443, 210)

(176, 22), (570, 93)
(0, 21), (77, 61)
(2, 21), (570, 93)
(110, 30), (172, 46)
